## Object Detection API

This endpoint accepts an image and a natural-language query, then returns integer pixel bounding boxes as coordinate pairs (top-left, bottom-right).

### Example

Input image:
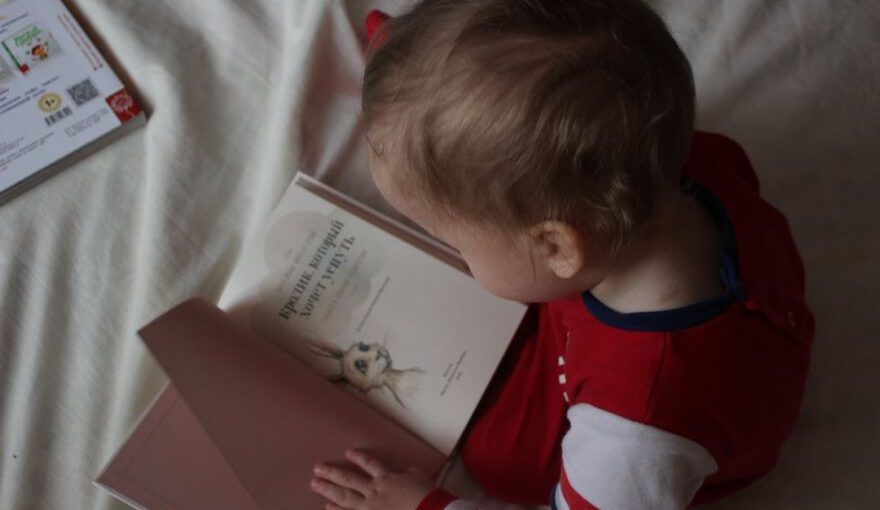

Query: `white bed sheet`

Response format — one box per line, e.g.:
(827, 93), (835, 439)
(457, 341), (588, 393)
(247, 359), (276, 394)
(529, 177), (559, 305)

(0, 1), (877, 509)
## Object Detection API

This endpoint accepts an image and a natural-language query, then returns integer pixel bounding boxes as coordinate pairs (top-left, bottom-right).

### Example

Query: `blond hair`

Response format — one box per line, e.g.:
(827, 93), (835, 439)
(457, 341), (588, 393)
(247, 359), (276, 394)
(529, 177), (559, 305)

(363, 0), (695, 254)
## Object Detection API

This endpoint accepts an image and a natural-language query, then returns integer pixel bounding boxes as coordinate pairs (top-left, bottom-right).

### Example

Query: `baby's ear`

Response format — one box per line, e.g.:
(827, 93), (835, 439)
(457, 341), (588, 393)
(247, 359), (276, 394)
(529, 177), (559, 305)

(528, 221), (587, 279)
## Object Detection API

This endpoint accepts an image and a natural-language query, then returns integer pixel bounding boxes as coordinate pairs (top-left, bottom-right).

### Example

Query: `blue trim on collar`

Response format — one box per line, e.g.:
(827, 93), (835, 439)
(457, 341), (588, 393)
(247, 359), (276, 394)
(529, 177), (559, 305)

(687, 179), (748, 302)
(550, 483), (560, 510)
(581, 290), (735, 332)
(580, 180), (744, 333)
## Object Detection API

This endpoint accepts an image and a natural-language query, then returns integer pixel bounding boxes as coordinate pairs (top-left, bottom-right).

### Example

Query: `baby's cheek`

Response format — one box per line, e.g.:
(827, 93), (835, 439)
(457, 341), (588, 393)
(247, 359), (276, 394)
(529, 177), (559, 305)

(475, 273), (522, 301)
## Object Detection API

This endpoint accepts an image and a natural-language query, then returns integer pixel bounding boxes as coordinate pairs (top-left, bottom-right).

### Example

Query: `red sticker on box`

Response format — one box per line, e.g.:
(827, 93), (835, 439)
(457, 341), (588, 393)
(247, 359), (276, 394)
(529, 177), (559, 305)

(105, 88), (142, 122)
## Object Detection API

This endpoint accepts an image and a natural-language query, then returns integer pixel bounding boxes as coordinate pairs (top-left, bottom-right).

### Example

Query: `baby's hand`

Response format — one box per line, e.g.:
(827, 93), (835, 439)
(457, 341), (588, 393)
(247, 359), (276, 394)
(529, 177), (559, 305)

(310, 450), (434, 510)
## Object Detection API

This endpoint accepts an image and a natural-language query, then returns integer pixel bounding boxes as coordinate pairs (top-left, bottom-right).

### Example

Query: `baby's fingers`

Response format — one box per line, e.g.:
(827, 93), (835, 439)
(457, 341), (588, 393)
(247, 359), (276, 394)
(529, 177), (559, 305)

(313, 464), (371, 494)
(345, 449), (389, 478)
(310, 478), (365, 509)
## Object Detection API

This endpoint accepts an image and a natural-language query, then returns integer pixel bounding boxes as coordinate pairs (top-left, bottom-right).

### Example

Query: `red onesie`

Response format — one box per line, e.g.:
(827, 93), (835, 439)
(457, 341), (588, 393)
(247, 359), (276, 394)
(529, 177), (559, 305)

(418, 132), (814, 510)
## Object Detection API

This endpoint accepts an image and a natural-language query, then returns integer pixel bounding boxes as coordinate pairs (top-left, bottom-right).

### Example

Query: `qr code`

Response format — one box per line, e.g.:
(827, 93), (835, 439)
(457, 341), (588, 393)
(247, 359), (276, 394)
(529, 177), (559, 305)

(45, 106), (72, 126)
(66, 78), (99, 106)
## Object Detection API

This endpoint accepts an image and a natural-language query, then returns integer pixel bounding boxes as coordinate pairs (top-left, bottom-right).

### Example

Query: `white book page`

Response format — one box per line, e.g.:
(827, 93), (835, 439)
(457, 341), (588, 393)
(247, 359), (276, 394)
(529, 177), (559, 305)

(219, 174), (527, 456)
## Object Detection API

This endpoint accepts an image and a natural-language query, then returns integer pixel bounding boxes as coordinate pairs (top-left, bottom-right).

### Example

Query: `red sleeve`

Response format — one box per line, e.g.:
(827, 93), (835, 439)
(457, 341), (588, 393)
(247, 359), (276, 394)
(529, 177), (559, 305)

(416, 488), (458, 510)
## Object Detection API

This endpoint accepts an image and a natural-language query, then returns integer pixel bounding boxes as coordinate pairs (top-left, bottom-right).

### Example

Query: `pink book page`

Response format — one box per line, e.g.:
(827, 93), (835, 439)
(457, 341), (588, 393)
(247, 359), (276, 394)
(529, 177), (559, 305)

(139, 298), (446, 510)
(96, 385), (259, 510)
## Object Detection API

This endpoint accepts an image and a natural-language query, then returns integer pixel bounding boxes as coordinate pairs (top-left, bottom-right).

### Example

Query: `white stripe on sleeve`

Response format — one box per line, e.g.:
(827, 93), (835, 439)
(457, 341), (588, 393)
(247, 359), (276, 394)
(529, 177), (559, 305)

(561, 403), (718, 510)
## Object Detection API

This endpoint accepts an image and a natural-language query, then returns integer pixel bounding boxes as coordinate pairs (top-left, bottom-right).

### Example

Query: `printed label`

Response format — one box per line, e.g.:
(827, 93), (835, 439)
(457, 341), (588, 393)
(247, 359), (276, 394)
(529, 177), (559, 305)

(2, 23), (61, 74)
(105, 88), (140, 122)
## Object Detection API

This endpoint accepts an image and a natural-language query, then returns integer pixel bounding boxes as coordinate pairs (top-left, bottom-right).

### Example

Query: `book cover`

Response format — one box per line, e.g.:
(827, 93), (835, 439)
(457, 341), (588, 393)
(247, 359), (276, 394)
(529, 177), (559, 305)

(0, 0), (145, 200)
(96, 387), (260, 510)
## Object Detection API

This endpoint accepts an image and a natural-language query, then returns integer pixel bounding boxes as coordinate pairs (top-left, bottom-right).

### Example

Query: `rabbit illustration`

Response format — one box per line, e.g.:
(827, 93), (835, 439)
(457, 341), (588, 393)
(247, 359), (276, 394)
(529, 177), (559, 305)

(305, 339), (423, 408)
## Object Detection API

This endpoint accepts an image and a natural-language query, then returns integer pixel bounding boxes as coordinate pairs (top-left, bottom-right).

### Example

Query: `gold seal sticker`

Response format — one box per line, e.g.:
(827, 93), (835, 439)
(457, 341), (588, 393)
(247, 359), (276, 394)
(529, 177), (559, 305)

(37, 92), (62, 112)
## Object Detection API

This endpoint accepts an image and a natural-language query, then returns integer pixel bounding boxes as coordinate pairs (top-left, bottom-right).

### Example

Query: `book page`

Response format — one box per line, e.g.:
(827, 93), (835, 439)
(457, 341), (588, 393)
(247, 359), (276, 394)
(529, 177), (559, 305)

(135, 299), (447, 510)
(0, 0), (142, 195)
(220, 174), (527, 456)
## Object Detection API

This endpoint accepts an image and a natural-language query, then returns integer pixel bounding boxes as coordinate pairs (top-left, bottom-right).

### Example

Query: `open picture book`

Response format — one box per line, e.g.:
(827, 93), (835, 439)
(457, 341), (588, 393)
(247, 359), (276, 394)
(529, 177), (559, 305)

(95, 173), (528, 510)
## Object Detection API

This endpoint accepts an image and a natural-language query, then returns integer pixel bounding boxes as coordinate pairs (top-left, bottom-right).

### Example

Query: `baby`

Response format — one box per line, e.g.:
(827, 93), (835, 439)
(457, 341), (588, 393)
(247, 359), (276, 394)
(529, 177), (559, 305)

(310, 0), (813, 509)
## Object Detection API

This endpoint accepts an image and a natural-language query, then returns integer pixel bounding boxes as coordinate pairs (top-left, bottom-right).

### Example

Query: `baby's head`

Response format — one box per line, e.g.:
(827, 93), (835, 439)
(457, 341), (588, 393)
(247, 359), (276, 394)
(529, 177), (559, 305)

(363, 0), (695, 302)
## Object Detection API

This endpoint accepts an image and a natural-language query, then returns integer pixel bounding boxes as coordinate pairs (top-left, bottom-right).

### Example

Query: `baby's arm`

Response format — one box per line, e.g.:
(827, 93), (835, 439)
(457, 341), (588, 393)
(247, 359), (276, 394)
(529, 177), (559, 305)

(420, 403), (718, 510)
(313, 411), (714, 510)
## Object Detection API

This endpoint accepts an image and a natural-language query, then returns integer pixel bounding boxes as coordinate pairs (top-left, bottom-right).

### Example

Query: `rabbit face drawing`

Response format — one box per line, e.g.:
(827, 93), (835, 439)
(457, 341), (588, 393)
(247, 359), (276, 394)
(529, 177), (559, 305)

(306, 339), (422, 408)
(341, 342), (391, 392)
